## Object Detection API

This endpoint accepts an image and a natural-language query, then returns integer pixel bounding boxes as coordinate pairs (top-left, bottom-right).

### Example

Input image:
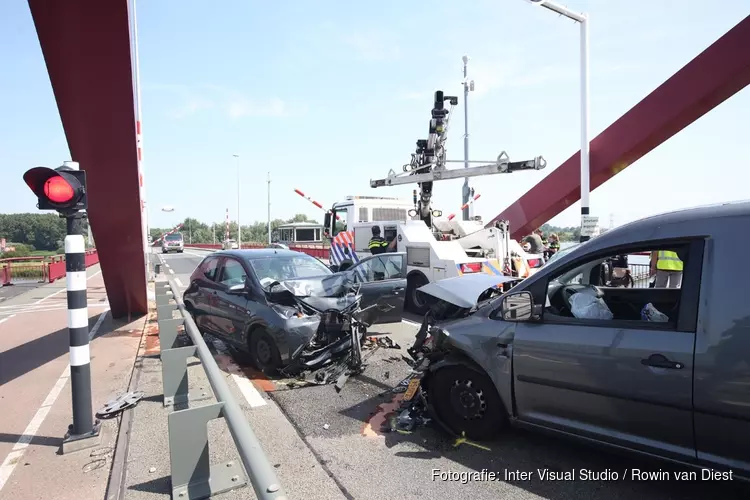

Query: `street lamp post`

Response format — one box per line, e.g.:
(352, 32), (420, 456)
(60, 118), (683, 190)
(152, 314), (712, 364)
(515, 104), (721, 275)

(461, 55), (475, 221)
(525, 0), (590, 242)
(233, 154), (241, 248)
(267, 172), (271, 245)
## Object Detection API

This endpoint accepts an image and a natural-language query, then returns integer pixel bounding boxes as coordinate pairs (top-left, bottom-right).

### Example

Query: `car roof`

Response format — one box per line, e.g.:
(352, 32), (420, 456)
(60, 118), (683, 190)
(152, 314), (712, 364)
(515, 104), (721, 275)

(210, 248), (311, 259)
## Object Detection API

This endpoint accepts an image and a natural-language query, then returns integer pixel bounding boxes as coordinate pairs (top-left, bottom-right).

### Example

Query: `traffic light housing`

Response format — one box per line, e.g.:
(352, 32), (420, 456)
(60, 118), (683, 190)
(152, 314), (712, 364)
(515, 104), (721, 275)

(23, 165), (88, 215)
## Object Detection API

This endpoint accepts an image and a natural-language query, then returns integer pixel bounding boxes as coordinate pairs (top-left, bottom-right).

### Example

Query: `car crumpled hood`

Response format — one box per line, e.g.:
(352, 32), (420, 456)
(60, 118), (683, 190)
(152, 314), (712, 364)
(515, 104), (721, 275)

(417, 273), (522, 309)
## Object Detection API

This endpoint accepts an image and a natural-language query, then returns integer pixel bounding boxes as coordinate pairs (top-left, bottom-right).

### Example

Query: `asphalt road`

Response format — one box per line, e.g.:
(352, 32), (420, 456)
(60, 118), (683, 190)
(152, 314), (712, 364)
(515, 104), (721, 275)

(153, 248), (749, 500)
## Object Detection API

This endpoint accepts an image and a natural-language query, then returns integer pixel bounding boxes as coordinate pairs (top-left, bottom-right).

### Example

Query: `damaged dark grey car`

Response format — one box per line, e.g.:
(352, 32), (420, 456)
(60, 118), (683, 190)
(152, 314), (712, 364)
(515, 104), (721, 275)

(183, 249), (406, 373)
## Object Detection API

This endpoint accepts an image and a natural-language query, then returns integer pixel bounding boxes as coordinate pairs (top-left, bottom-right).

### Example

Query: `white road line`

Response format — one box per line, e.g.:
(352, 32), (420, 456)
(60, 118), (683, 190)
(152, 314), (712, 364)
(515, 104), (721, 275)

(174, 278), (184, 288)
(33, 269), (103, 305)
(401, 318), (421, 327)
(168, 268), (175, 274)
(0, 303), (109, 317)
(211, 339), (266, 408)
(0, 308), (110, 492)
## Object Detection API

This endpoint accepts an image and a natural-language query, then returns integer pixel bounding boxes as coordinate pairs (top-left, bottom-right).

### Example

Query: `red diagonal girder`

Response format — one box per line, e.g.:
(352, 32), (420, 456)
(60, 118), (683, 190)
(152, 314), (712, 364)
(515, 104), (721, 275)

(28, 0), (147, 318)
(488, 15), (750, 240)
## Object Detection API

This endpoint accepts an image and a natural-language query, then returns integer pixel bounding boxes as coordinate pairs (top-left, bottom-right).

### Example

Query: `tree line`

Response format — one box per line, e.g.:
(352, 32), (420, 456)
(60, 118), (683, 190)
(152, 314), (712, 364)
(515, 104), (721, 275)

(0, 213), (91, 257)
(150, 213), (322, 245)
(538, 223), (581, 242)
(1, 212), (582, 258)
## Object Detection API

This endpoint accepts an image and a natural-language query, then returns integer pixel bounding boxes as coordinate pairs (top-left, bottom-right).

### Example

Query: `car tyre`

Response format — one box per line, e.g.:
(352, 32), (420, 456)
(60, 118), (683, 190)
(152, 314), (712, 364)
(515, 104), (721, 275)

(428, 365), (507, 441)
(406, 273), (430, 315)
(248, 328), (281, 374)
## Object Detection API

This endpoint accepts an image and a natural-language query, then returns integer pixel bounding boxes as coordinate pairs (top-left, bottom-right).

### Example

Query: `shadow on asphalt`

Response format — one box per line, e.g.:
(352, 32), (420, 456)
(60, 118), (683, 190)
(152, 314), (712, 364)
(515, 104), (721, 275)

(334, 375), (750, 500)
(0, 432), (62, 448)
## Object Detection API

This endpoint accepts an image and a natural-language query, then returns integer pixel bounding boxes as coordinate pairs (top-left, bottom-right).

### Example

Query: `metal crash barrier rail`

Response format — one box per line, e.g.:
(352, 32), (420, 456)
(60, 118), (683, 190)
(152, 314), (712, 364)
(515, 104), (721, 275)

(154, 278), (287, 500)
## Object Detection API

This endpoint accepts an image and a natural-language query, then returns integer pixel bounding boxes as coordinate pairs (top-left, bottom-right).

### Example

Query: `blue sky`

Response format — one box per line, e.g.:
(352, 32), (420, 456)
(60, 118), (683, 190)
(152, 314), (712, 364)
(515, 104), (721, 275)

(1, 1), (748, 231)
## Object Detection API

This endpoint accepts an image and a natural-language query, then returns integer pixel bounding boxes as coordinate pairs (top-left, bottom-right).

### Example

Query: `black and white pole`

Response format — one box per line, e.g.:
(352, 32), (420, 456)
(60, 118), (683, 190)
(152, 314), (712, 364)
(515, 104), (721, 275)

(63, 211), (100, 449)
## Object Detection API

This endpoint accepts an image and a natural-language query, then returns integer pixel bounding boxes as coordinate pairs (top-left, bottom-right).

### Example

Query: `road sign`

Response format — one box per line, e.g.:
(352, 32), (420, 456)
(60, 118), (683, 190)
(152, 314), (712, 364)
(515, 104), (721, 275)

(581, 215), (599, 237)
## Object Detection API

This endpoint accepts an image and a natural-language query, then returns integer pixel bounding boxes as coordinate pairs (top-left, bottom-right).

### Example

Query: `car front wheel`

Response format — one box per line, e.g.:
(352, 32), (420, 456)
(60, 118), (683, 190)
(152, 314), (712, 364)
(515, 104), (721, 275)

(248, 328), (281, 374)
(428, 365), (507, 441)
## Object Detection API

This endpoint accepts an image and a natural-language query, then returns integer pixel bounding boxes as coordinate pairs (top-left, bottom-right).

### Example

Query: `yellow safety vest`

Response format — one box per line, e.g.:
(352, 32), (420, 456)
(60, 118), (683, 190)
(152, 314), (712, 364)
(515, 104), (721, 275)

(657, 251), (683, 271)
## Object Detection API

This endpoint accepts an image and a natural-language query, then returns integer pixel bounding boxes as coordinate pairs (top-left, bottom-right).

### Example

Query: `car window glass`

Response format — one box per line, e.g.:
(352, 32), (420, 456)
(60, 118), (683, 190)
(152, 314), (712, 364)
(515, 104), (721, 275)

(219, 259), (247, 287)
(544, 246), (687, 326)
(353, 255), (403, 282)
(202, 257), (220, 282)
(249, 255), (332, 288)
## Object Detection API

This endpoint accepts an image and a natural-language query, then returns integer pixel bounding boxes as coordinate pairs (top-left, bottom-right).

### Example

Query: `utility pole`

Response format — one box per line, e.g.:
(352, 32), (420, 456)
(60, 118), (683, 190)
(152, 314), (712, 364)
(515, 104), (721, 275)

(267, 172), (271, 244)
(233, 154), (241, 248)
(461, 55), (475, 221)
(213, 223), (216, 245)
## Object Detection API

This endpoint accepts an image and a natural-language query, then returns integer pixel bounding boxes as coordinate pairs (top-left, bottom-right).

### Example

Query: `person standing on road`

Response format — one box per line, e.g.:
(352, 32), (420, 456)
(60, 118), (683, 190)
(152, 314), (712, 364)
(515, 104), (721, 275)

(650, 250), (683, 288)
(521, 230), (545, 255)
(368, 226), (389, 255)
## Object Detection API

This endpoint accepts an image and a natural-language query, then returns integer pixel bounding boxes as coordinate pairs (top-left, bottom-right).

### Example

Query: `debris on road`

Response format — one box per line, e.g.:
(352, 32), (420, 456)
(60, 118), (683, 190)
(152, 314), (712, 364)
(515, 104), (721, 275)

(95, 390), (146, 419)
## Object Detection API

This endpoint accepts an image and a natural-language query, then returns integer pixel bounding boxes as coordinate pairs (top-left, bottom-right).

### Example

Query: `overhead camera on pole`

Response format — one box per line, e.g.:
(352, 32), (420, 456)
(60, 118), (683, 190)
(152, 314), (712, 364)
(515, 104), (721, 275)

(22, 161), (101, 453)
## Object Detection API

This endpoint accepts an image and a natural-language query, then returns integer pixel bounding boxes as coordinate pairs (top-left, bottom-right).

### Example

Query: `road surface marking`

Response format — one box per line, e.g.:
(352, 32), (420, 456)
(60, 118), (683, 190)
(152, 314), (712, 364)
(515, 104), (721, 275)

(0, 303), (109, 317)
(0, 308), (109, 493)
(169, 268), (175, 274)
(211, 339), (267, 408)
(0, 315), (15, 325)
(401, 318), (421, 327)
(33, 269), (103, 305)
(174, 278), (184, 288)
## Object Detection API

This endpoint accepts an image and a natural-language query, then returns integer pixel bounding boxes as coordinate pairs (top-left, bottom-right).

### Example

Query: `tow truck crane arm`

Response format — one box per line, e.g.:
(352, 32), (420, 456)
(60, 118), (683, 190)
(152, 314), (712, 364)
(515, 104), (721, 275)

(369, 90), (546, 227)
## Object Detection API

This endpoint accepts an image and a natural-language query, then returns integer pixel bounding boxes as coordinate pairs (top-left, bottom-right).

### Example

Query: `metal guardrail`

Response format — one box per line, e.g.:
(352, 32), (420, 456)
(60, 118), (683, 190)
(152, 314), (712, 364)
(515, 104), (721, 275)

(154, 278), (287, 500)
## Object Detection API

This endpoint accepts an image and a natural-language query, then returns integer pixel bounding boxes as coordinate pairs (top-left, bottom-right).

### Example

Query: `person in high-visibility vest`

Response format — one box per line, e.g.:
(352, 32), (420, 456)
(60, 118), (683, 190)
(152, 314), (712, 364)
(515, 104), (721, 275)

(650, 250), (683, 288)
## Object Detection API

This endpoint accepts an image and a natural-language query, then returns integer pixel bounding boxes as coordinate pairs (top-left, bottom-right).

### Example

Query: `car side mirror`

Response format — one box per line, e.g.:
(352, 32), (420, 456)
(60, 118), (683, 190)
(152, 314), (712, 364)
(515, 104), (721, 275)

(227, 283), (246, 295)
(324, 212), (332, 233)
(500, 291), (535, 321)
(329, 264), (340, 273)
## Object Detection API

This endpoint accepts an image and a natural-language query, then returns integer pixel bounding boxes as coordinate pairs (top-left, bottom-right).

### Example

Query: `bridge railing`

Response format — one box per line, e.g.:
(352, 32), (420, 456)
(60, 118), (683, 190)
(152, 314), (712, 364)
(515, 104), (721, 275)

(154, 277), (286, 500)
(184, 242), (331, 260)
(0, 249), (99, 286)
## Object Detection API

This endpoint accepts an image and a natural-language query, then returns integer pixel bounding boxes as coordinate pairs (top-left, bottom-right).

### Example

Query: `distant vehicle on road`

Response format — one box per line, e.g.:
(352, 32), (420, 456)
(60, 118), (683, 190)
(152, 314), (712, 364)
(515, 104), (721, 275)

(409, 201), (750, 479)
(161, 233), (184, 253)
(182, 249), (406, 372)
(222, 239), (239, 250)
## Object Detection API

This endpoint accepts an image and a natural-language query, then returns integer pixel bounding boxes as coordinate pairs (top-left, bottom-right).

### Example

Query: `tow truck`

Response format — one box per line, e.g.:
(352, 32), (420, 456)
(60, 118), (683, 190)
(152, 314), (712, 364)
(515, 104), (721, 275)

(323, 90), (547, 313)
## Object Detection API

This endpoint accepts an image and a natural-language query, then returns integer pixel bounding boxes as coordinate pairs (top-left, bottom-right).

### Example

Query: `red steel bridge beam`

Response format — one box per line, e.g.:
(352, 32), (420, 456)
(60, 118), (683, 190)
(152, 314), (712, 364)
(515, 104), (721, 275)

(488, 15), (750, 240)
(28, 0), (147, 318)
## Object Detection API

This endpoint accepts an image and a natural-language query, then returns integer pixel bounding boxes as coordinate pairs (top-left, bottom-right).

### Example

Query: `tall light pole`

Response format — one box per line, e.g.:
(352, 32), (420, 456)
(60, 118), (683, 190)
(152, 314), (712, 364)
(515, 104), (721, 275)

(267, 172), (271, 244)
(233, 154), (241, 248)
(524, 0), (590, 242)
(461, 55), (475, 221)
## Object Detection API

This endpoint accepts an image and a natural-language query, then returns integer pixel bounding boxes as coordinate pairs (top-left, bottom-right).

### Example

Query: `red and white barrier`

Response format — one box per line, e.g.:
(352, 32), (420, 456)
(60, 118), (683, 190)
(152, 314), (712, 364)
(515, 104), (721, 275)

(447, 193), (481, 221)
(294, 189), (340, 220)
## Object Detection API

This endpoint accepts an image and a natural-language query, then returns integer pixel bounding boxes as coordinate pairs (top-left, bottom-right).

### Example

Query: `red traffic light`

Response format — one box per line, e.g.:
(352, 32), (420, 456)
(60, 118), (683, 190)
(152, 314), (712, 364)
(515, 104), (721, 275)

(44, 176), (75, 203)
(23, 165), (87, 214)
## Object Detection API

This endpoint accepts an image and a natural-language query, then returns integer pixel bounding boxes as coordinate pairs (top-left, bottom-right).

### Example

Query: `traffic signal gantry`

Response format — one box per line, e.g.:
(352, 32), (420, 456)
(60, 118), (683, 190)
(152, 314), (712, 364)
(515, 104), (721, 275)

(22, 160), (102, 453)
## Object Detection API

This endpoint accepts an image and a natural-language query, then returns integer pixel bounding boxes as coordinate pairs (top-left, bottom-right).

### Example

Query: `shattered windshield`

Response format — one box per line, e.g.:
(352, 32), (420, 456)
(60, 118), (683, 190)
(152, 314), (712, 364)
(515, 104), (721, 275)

(249, 254), (333, 290)
(272, 272), (355, 298)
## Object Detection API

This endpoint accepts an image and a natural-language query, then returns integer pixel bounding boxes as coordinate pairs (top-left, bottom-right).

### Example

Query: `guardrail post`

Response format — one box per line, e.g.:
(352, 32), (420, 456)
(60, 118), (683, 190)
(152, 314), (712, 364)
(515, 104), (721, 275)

(155, 281), (212, 408)
(168, 402), (248, 499)
(158, 318), (184, 351)
(161, 345), (211, 407)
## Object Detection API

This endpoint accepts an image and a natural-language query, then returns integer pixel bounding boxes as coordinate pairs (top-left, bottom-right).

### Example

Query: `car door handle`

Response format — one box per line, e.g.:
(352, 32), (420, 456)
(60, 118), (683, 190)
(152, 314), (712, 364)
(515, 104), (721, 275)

(393, 287), (405, 294)
(641, 354), (683, 370)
